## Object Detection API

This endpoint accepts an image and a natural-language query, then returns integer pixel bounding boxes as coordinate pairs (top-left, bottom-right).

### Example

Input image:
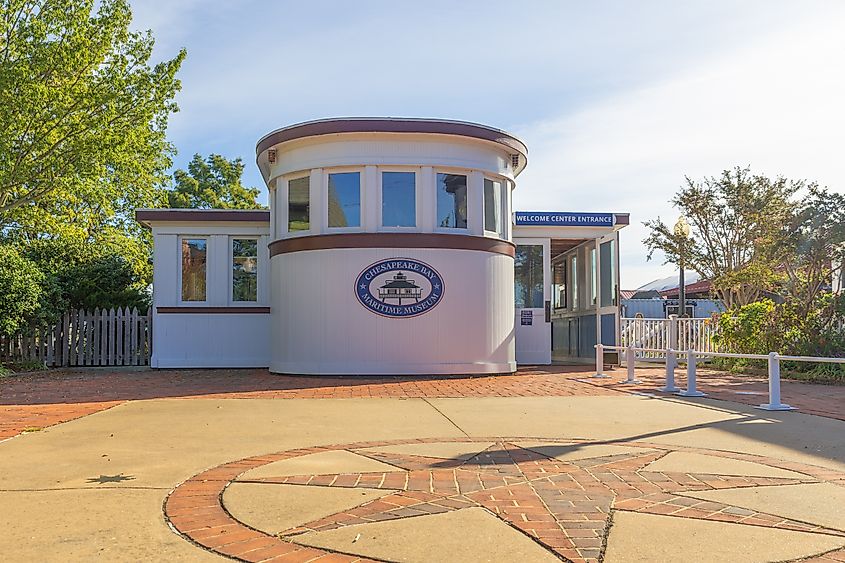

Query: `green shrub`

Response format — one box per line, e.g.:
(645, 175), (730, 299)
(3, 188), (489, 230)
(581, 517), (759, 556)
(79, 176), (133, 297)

(0, 246), (44, 337)
(781, 361), (845, 383)
(714, 297), (844, 381)
(713, 300), (781, 354)
(1, 359), (48, 373)
(22, 237), (150, 314)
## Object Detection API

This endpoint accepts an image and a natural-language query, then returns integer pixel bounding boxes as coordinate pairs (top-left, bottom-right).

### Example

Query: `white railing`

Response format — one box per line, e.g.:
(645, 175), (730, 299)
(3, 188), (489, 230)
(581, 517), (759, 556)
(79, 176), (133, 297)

(594, 343), (845, 412)
(621, 316), (720, 360)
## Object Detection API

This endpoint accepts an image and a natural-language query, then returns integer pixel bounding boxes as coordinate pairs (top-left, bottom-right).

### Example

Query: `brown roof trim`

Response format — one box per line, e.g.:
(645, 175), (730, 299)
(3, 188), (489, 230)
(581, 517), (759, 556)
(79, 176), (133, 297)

(136, 209), (270, 226)
(269, 233), (516, 258)
(156, 306), (271, 314)
(256, 118), (528, 161)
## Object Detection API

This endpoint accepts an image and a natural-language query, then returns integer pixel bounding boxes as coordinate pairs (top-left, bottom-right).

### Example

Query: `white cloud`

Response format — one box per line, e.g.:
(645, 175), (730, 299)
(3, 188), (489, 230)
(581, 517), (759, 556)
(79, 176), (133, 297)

(125, 2), (845, 289)
(513, 7), (845, 288)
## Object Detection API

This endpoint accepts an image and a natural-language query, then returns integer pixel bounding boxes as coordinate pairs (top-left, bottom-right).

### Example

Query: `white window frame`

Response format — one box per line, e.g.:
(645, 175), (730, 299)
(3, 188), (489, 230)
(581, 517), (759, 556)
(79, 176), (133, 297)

(482, 176), (505, 239)
(590, 246), (598, 307)
(229, 236), (260, 305)
(286, 173), (312, 237)
(178, 235), (209, 305)
(378, 167), (419, 231)
(433, 168), (470, 233)
(324, 167), (364, 232)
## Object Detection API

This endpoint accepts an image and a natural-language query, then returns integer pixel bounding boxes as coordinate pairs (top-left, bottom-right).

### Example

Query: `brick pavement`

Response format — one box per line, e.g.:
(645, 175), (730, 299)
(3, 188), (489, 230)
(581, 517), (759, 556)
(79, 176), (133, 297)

(589, 365), (845, 421)
(0, 366), (610, 440)
(1, 364), (843, 440)
(165, 437), (845, 563)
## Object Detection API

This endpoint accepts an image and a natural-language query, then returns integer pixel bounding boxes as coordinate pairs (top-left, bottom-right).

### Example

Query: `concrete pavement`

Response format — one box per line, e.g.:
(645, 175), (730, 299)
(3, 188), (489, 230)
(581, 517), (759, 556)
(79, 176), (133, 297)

(1, 372), (844, 562)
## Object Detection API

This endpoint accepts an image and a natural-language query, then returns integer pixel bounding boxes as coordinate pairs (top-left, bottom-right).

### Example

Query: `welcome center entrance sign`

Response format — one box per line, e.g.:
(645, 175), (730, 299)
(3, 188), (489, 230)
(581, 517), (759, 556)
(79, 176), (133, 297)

(514, 212), (615, 227)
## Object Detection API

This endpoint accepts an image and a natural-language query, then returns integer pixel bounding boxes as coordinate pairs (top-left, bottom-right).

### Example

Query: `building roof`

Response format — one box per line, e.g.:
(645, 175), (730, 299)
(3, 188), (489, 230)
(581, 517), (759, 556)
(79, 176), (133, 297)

(135, 208), (270, 228)
(659, 279), (713, 298)
(382, 280), (419, 289)
(255, 117), (529, 178)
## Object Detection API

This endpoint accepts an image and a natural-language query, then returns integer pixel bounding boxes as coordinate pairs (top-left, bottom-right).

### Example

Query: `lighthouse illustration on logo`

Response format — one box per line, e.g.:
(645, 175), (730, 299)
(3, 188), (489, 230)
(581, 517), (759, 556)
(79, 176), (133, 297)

(377, 271), (422, 305)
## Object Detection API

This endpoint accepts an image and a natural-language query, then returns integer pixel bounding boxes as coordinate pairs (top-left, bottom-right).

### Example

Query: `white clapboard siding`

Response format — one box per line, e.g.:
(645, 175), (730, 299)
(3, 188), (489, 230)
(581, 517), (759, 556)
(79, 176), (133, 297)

(0, 308), (152, 367)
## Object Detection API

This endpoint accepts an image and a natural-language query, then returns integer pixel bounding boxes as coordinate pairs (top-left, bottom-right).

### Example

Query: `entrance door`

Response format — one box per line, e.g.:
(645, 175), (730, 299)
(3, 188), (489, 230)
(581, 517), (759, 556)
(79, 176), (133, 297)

(514, 238), (551, 364)
(596, 232), (620, 352)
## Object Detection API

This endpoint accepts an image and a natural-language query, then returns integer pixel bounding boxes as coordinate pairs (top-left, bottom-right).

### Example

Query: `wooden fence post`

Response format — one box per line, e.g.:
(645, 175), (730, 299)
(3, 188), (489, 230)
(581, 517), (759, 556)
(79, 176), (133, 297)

(145, 309), (152, 365)
(129, 307), (138, 366)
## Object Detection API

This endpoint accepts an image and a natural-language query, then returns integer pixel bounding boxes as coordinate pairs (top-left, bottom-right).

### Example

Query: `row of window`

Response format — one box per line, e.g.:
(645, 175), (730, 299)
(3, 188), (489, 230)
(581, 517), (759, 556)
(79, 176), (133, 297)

(178, 237), (617, 310)
(285, 170), (505, 236)
(181, 238), (258, 303)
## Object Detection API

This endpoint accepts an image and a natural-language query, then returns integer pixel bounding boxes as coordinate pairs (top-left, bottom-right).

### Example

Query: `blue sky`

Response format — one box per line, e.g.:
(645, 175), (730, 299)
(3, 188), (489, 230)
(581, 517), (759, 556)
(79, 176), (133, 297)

(130, 1), (845, 288)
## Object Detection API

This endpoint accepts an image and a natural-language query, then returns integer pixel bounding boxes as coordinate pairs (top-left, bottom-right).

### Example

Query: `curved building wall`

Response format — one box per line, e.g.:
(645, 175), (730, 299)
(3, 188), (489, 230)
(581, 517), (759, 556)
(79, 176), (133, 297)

(270, 246), (514, 375)
(259, 120), (524, 376)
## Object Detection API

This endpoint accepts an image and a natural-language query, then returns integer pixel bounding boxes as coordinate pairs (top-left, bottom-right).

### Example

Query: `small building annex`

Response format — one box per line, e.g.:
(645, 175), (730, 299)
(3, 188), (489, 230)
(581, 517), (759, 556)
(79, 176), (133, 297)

(136, 118), (628, 375)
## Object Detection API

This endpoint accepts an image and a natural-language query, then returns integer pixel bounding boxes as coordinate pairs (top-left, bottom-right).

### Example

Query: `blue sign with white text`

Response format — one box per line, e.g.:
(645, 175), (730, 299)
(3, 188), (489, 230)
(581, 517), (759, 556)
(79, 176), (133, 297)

(514, 212), (615, 227)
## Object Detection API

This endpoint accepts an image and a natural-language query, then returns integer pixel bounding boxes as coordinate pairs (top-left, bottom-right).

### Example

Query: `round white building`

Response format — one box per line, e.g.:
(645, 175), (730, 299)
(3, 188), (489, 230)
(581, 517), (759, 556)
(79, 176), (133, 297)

(255, 118), (528, 375)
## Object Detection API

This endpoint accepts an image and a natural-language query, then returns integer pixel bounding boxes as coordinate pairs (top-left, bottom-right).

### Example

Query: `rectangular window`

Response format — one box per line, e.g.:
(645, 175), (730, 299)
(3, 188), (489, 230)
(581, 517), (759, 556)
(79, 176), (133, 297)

(181, 238), (207, 302)
(382, 171), (416, 227)
(483, 178), (502, 235)
(611, 240), (617, 306)
(436, 173), (468, 229)
(232, 239), (258, 302)
(515, 244), (544, 309)
(571, 255), (579, 310)
(590, 247), (597, 306)
(552, 260), (567, 309)
(327, 171), (361, 228)
(600, 239), (617, 307)
(288, 176), (310, 232)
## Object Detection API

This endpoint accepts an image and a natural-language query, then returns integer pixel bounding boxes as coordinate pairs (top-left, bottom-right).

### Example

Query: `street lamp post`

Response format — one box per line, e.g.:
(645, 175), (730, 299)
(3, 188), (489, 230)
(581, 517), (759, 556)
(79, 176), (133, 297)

(674, 216), (691, 318)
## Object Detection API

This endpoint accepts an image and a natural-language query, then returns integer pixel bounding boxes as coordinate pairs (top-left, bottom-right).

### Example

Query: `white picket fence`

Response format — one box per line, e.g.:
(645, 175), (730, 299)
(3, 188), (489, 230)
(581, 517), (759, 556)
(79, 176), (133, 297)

(0, 308), (152, 367)
(621, 316), (720, 360)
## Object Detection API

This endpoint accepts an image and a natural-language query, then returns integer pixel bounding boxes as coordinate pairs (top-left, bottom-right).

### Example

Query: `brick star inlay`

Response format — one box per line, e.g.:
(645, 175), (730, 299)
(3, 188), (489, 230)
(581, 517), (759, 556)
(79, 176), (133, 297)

(164, 438), (845, 563)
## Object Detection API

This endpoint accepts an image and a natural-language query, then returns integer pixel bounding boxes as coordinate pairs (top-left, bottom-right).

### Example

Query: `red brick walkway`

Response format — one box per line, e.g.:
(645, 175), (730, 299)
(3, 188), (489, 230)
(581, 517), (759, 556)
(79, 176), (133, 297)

(590, 366), (845, 421)
(165, 437), (845, 563)
(1, 364), (843, 440)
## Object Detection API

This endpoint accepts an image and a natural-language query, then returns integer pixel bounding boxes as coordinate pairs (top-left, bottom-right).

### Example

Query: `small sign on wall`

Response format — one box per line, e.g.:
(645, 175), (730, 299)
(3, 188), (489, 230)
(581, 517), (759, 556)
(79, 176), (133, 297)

(521, 310), (533, 326)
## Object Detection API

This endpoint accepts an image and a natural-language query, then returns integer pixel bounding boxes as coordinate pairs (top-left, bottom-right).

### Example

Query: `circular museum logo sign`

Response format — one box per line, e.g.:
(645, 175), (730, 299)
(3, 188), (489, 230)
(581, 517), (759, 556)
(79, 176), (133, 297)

(355, 258), (444, 318)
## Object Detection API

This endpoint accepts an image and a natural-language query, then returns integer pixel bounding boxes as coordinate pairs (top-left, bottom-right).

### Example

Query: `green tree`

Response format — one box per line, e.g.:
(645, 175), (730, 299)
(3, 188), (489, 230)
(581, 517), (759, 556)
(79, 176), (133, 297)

(643, 167), (799, 308)
(0, 245), (43, 336)
(780, 186), (845, 327)
(168, 154), (263, 209)
(0, 0), (183, 289)
(0, 0), (184, 294)
(23, 236), (150, 316)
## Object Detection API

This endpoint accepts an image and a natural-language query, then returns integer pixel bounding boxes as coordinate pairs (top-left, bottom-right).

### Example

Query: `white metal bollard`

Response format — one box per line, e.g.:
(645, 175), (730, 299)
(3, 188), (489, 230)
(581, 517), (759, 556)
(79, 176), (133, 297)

(677, 348), (706, 397)
(619, 346), (641, 384)
(592, 344), (610, 378)
(660, 348), (680, 392)
(756, 352), (796, 411)
(668, 314), (678, 364)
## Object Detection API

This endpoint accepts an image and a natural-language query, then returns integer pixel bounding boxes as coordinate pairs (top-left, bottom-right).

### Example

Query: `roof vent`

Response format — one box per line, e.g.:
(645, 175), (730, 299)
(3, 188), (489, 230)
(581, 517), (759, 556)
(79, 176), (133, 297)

(511, 154), (520, 169)
(268, 149), (276, 164)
